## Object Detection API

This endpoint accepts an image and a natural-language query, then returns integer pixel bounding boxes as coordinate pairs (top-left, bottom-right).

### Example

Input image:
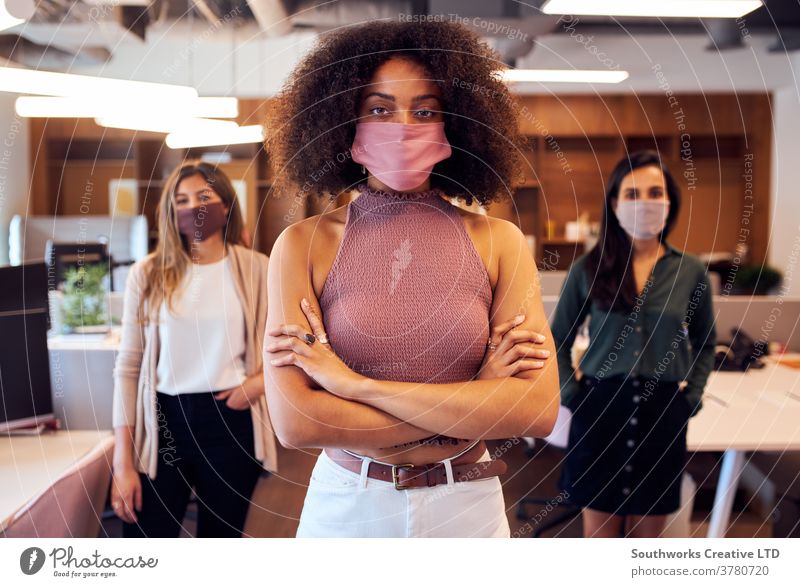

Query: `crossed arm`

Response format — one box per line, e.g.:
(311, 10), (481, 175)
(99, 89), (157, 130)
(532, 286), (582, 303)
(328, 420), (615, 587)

(264, 223), (437, 450)
(263, 218), (560, 449)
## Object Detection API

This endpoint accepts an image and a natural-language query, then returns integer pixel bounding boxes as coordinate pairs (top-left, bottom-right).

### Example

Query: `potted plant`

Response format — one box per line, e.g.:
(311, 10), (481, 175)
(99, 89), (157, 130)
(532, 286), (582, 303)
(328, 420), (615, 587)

(61, 263), (110, 334)
(731, 264), (783, 296)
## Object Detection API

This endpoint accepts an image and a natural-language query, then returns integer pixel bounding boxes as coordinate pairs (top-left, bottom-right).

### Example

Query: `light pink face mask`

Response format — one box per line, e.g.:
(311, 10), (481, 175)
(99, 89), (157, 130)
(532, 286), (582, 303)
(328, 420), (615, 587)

(615, 199), (670, 240)
(350, 121), (452, 191)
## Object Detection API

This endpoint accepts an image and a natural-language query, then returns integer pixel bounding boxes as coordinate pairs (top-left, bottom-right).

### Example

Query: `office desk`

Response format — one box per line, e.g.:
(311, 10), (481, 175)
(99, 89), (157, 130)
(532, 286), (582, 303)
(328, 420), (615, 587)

(0, 429), (114, 535)
(48, 330), (120, 430)
(688, 357), (800, 537)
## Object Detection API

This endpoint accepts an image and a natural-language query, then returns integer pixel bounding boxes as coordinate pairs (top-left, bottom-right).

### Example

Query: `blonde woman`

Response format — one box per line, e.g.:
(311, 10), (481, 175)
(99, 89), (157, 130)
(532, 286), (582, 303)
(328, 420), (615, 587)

(110, 160), (278, 537)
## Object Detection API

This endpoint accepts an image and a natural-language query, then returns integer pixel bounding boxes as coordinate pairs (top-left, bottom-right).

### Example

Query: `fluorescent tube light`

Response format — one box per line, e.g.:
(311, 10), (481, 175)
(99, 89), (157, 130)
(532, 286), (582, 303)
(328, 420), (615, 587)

(500, 69), (629, 84)
(0, 67), (197, 101)
(166, 125), (265, 149)
(16, 96), (238, 118)
(542, 0), (762, 18)
(95, 116), (238, 134)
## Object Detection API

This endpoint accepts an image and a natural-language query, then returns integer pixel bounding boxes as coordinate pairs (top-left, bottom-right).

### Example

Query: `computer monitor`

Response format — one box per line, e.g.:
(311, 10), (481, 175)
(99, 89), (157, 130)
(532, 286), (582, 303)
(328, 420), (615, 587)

(0, 262), (55, 432)
(45, 241), (113, 291)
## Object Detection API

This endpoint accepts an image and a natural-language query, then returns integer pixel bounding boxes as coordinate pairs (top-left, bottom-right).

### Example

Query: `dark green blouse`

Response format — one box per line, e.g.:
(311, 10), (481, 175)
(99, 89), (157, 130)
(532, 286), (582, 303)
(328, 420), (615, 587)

(550, 242), (717, 417)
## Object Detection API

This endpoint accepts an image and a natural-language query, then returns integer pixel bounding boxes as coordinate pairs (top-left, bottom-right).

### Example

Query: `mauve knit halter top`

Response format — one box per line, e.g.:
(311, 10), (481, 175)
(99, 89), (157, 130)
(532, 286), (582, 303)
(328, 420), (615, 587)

(319, 182), (492, 446)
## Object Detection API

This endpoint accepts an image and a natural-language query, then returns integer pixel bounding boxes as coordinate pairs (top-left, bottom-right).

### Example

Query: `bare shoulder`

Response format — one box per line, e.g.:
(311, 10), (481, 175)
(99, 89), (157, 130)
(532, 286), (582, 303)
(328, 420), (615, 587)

(273, 204), (348, 259)
(486, 214), (526, 240)
(450, 204), (525, 249)
(299, 204), (347, 232)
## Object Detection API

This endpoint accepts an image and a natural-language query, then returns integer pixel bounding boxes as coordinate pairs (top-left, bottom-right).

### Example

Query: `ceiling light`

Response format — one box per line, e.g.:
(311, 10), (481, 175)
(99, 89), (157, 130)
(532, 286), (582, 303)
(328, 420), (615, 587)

(15, 96), (238, 118)
(166, 125), (265, 149)
(95, 116), (238, 134)
(0, 67), (197, 101)
(500, 69), (629, 84)
(542, 0), (762, 19)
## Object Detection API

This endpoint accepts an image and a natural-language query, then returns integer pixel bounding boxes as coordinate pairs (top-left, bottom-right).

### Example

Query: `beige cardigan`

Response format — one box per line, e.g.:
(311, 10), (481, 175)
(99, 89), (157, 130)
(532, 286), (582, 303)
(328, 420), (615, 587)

(112, 243), (279, 480)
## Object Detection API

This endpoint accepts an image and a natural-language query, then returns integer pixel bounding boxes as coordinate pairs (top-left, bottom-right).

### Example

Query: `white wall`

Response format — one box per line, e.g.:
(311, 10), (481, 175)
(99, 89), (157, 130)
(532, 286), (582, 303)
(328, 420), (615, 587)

(14, 21), (797, 96)
(0, 93), (30, 265)
(76, 23), (319, 98)
(769, 53), (800, 297)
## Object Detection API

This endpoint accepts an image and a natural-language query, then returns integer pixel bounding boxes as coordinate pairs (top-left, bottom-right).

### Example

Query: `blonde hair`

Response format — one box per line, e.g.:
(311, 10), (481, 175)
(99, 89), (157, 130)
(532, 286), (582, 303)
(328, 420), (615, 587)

(138, 160), (244, 323)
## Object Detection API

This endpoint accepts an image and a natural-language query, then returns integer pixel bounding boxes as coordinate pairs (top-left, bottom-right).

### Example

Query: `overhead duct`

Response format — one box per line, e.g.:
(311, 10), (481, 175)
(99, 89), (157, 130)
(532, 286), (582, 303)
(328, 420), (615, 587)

(768, 29), (800, 52)
(483, 36), (536, 67)
(247, 0), (291, 36)
(287, 0), (555, 65)
(1, 0), (36, 31)
(118, 3), (151, 40)
(0, 34), (110, 67)
(289, 0), (415, 30)
(5, 0), (149, 66)
(703, 18), (745, 50)
(428, 0), (557, 67)
(185, 0), (254, 26)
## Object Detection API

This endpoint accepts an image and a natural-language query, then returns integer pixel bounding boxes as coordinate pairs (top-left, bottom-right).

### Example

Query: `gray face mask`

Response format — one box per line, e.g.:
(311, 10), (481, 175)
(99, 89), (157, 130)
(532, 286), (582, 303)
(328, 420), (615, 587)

(615, 199), (669, 240)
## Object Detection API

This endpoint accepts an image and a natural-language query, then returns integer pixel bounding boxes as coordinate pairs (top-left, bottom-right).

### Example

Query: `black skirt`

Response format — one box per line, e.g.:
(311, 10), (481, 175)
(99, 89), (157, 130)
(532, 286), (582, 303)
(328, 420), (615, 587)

(558, 374), (692, 516)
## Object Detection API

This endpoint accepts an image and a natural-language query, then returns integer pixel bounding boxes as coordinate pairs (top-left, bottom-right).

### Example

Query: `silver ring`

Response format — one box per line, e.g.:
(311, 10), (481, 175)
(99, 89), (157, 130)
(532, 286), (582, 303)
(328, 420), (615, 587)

(303, 333), (316, 345)
(486, 338), (497, 352)
(318, 333), (330, 345)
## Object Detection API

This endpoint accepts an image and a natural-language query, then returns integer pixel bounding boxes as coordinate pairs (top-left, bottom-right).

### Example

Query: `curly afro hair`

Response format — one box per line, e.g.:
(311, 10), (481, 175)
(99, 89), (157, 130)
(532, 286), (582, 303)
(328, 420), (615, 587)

(264, 18), (530, 207)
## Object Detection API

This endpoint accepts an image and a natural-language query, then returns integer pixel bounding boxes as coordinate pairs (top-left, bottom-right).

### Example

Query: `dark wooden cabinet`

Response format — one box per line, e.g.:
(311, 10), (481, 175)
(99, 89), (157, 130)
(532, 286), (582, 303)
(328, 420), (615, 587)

(30, 94), (771, 265)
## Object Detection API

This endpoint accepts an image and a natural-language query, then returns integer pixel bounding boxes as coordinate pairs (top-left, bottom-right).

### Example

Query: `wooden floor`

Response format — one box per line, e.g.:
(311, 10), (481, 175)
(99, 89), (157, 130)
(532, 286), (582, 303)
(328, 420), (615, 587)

(100, 440), (800, 538)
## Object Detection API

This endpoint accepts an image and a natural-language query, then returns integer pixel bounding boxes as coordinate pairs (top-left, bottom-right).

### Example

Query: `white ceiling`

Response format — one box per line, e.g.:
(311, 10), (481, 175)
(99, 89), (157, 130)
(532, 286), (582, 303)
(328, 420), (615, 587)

(520, 32), (799, 94)
(5, 19), (800, 97)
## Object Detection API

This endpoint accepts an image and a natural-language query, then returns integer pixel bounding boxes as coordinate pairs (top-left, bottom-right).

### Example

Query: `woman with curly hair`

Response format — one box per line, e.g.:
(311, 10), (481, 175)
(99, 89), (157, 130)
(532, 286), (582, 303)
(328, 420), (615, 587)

(263, 18), (559, 538)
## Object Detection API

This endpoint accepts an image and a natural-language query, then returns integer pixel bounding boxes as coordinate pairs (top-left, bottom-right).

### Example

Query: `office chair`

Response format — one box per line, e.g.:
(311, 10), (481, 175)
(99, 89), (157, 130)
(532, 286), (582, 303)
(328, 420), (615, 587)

(2, 436), (114, 538)
(516, 405), (583, 537)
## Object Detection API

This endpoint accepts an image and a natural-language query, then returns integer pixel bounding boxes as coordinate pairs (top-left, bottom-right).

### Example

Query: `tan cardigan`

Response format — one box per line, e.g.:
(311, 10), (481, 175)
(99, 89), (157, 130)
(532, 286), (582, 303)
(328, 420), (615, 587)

(112, 243), (279, 480)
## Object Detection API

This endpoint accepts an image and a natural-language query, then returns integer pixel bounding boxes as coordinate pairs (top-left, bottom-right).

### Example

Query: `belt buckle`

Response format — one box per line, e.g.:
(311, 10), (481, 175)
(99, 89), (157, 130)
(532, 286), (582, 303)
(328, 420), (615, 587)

(391, 463), (415, 490)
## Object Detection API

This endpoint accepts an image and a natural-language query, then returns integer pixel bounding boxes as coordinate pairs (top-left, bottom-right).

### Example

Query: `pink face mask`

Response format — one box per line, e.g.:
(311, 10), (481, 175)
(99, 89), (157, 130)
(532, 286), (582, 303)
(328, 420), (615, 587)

(350, 121), (452, 191)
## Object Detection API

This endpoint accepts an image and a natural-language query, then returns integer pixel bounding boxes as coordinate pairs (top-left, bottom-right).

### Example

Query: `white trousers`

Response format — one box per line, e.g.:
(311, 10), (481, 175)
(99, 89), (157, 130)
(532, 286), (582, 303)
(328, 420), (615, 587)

(295, 448), (511, 538)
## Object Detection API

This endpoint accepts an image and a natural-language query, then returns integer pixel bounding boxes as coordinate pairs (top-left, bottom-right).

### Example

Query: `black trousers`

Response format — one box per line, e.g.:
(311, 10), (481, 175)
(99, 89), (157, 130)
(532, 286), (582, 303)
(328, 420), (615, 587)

(122, 390), (263, 538)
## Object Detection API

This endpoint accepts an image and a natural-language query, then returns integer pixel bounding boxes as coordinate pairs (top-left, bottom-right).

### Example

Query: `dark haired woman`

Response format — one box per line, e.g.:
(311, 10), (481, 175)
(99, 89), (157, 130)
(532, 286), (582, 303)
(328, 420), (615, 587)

(262, 19), (560, 537)
(551, 150), (716, 538)
(111, 161), (279, 537)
